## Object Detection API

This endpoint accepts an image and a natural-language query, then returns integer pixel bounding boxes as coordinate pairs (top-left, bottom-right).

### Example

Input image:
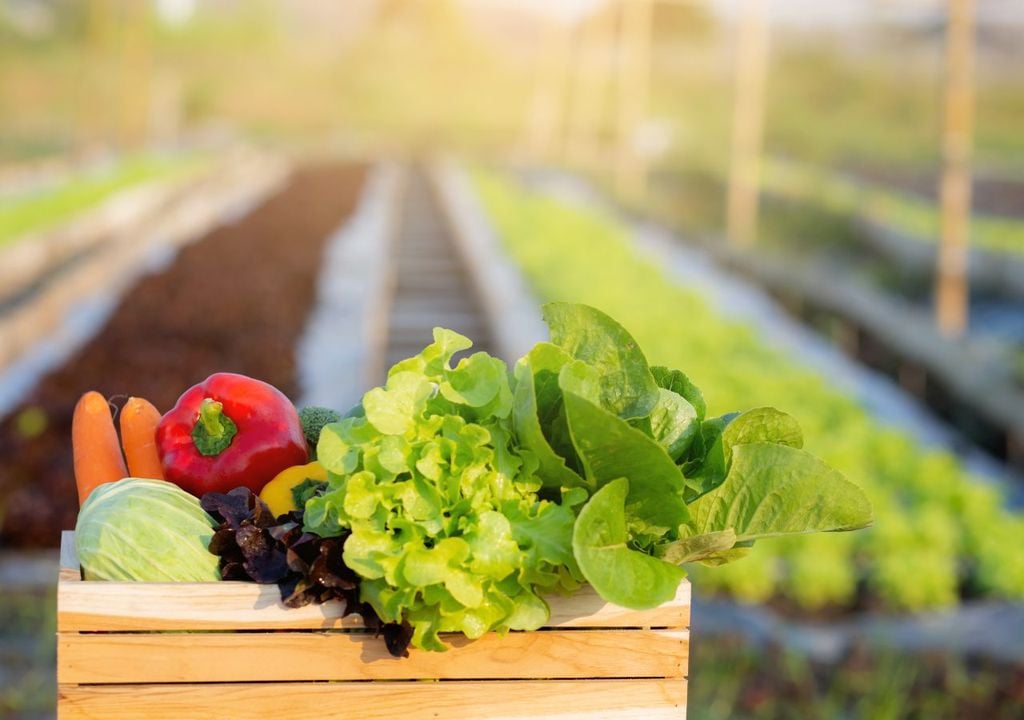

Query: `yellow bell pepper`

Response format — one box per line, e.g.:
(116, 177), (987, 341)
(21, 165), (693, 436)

(259, 461), (328, 518)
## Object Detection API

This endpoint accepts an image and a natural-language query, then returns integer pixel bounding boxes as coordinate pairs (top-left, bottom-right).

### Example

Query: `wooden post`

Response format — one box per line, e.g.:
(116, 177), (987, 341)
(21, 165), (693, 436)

(526, 14), (573, 163)
(935, 0), (976, 337)
(116, 0), (153, 150)
(725, 0), (770, 248)
(614, 0), (652, 200)
(566, 4), (615, 170)
(77, 0), (117, 152)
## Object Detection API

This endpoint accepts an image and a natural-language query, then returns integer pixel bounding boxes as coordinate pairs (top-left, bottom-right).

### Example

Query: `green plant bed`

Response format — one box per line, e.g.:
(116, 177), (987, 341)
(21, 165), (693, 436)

(760, 158), (1024, 257)
(474, 170), (1024, 612)
(0, 152), (205, 248)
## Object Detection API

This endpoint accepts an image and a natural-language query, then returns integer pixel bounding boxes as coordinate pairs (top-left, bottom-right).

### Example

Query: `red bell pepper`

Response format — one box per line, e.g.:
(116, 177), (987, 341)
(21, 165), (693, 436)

(157, 373), (308, 497)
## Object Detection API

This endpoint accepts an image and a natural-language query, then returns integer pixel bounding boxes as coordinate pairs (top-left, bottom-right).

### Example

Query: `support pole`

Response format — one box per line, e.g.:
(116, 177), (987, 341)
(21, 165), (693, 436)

(77, 0), (116, 152)
(935, 0), (976, 337)
(614, 0), (652, 200)
(116, 0), (153, 150)
(566, 4), (615, 170)
(526, 14), (573, 163)
(725, 0), (769, 248)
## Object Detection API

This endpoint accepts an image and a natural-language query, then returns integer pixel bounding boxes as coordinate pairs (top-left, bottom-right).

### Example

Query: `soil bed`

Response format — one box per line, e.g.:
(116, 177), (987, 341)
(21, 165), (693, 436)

(0, 163), (365, 549)
(688, 631), (1024, 720)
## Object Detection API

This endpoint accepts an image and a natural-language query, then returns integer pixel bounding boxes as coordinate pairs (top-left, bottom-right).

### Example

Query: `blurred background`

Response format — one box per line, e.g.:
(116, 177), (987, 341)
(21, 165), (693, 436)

(1, 0), (1023, 717)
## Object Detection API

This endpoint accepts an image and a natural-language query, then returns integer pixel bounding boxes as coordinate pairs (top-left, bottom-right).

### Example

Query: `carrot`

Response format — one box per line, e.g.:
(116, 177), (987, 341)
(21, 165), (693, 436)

(73, 391), (128, 506)
(119, 396), (166, 481)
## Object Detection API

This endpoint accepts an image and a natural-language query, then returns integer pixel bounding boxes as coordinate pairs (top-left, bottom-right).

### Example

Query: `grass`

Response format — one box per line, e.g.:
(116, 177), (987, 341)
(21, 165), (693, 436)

(0, 153), (205, 249)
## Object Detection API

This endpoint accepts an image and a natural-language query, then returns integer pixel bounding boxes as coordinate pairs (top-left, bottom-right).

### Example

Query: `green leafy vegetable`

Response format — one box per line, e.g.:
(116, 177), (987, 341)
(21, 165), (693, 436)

(561, 387), (690, 536)
(651, 366), (707, 420)
(572, 479), (686, 609)
(689, 442), (873, 541)
(721, 407), (803, 461)
(300, 301), (873, 649)
(631, 388), (699, 462)
(304, 328), (579, 652)
(76, 478), (220, 582)
(512, 343), (584, 489)
(298, 406), (342, 458)
(658, 529), (738, 565)
(543, 302), (658, 419)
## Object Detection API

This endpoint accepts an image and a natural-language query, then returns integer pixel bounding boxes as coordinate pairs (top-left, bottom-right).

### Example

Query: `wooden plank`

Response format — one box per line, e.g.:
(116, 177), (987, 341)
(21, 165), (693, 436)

(548, 581), (689, 629)
(59, 679), (687, 720)
(58, 581), (688, 632)
(59, 528), (688, 631)
(58, 629), (688, 684)
(58, 579), (365, 632)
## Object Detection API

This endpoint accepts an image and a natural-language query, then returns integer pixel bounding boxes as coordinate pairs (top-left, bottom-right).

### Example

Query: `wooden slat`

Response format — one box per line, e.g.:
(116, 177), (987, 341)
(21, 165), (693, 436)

(58, 579), (364, 632)
(58, 679), (686, 720)
(59, 533), (689, 632)
(58, 581), (688, 632)
(58, 629), (687, 684)
(549, 582), (689, 629)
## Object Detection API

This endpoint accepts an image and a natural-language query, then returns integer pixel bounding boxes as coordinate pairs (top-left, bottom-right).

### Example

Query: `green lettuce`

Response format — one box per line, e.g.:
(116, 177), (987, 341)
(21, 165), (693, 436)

(304, 328), (579, 651)
(304, 303), (874, 645)
(537, 302), (873, 608)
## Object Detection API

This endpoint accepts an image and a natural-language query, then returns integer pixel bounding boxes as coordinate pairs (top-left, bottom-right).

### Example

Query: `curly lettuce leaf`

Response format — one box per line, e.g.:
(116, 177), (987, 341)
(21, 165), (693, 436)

(304, 328), (579, 652)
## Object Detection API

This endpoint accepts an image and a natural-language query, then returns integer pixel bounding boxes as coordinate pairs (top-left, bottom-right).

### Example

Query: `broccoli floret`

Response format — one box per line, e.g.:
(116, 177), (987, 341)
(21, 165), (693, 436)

(298, 405), (342, 459)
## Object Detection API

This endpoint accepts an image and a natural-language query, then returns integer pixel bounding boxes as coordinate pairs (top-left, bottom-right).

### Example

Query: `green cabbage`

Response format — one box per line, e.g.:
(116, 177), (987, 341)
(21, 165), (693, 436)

(75, 478), (221, 582)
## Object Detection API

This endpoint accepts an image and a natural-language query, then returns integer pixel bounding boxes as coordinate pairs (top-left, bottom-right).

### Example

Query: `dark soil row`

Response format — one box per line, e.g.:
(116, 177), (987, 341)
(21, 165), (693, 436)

(688, 632), (1024, 720)
(0, 163), (366, 548)
(843, 162), (1024, 220)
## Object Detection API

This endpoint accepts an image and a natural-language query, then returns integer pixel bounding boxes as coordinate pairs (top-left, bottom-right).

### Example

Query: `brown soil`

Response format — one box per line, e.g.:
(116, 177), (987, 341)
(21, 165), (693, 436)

(0, 163), (365, 548)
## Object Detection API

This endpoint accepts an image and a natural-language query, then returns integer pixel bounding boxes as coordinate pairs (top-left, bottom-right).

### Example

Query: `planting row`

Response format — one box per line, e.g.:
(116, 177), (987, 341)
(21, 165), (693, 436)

(0, 163), (366, 548)
(474, 170), (1024, 612)
(760, 158), (1024, 258)
(0, 152), (206, 249)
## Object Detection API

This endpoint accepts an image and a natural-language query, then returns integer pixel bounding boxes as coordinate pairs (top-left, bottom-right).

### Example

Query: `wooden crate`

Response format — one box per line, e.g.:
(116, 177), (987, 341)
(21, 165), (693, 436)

(57, 531), (689, 719)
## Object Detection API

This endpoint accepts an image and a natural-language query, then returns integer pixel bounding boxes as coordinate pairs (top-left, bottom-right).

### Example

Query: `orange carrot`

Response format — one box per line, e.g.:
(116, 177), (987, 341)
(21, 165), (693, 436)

(119, 396), (166, 481)
(73, 391), (128, 506)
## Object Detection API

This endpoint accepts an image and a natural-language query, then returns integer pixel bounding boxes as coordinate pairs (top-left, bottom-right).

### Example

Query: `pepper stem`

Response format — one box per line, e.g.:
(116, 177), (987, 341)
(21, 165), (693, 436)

(192, 398), (238, 457)
(198, 399), (226, 437)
